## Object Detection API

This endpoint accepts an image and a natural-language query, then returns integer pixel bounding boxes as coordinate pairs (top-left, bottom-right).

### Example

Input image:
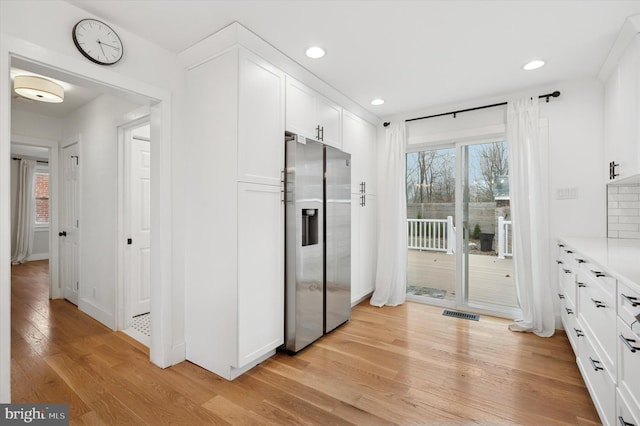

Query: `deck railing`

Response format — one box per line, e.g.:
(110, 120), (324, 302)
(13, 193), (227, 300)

(497, 216), (513, 259)
(407, 216), (455, 254)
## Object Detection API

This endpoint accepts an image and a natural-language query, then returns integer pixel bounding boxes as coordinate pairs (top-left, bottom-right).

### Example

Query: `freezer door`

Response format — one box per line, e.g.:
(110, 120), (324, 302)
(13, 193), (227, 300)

(324, 146), (351, 333)
(285, 138), (324, 352)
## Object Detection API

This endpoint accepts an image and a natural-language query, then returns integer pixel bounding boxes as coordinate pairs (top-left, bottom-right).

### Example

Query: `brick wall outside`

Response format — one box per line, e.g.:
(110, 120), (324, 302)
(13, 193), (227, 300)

(34, 172), (49, 224)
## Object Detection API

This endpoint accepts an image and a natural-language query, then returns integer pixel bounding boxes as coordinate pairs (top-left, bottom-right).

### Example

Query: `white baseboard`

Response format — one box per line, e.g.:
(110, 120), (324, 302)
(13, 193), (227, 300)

(79, 298), (115, 330)
(26, 253), (49, 261)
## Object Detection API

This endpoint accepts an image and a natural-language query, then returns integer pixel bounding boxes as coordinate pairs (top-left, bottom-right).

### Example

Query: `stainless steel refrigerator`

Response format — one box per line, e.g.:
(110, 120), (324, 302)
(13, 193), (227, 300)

(284, 133), (351, 353)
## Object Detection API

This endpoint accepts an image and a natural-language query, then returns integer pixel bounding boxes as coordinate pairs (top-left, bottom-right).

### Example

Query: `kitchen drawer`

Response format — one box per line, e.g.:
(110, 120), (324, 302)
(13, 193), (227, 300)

(559, 266), (577, 307)
(618, 317), (640, 415)
(578, 269), (617, 376)
(578, 333), (616, 425)
(617, 387), (640, 426)
(618, 279), (640, 331)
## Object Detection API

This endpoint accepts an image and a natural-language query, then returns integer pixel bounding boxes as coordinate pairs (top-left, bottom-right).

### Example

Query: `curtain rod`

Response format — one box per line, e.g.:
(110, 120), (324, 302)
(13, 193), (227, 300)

(383, 90), (560, 127)
(12, 156), (49, 164)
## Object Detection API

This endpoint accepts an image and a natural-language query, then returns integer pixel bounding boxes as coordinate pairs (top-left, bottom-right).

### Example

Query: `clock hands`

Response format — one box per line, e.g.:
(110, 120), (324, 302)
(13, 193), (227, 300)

(97, 40), (120, 50)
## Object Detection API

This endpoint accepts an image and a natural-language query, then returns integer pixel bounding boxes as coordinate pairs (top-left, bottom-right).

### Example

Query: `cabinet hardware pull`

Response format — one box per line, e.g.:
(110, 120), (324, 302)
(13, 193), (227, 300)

(558, 293), (565, 299)
(591, 298), (606, 308)
(320, 126), (324, 141)
(576, 258), (585, 263)
(562, 268), (572, 274)
(589, 357), (604, 371)
(315, 125), (320, 140)
(565, 308), (574, 315)
(590, 269), (605, 278)
(577, 282), (587, 288)
(621, 294), (639, 307)
(556, 260), (563, 264)
(618, 416), (635, 426)
(610, 161), (620, 180)
(558, 244), (565, 247)
(619, 334), (640, 353)
(565, 250), (573, 254)
(574, 328), (584, 337)
(58, 231), (67, 237)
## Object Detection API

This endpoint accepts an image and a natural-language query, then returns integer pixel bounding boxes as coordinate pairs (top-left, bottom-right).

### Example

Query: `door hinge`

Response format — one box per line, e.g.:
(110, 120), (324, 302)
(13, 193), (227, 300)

(127, 238), (133, 245)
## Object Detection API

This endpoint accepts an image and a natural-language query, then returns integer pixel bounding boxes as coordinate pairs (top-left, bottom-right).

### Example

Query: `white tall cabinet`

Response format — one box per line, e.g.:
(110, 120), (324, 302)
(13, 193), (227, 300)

(343, 110), (378, 304)
(184, 47), (285, 380)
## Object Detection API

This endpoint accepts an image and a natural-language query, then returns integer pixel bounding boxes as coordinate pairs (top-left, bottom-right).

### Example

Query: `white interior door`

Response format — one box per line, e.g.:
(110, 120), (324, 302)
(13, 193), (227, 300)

(128, 130), (151, 317)
(61, 143), (79, 305)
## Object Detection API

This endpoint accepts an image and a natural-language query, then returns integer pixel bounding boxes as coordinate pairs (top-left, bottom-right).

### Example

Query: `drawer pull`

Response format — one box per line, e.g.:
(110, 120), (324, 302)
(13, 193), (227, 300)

(565, 250), (573, 254)
(565, 308), (574, 315)
(577, 282), (587, 288)
(591, 298), (606, 308)
(558, 293), (565, 300)
(562, 268), (572, 274)
(589, 357), (604, 371)
(621, 294), (639, 307)
(574, 328), (584, 338)
(618, 416), (635, 426)
(576, 258), (585, 264)
(590, 270), (606, 278)
(558, 244), (565, 248)
(556, 260), (563, 265)
(619, 334), (640, 353)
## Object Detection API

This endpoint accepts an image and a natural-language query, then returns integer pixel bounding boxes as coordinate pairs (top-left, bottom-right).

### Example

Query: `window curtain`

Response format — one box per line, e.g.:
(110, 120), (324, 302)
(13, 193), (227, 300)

(11, 159), (36, 264)
(370, 122), (407, 307)
(507, 97), (555, 337)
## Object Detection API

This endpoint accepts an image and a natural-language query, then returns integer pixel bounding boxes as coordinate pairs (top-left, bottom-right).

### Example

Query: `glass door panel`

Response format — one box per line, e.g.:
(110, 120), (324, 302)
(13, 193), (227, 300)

(406, 148), (456, 303)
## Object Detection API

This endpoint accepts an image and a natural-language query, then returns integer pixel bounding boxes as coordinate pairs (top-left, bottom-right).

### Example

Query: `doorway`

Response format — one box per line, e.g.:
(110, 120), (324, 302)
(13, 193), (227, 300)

(406, 139), (520, 318)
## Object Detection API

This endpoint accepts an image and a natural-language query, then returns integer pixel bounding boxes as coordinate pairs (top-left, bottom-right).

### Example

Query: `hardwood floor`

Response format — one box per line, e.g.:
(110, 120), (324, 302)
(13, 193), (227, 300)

(11, 260), (600, 425)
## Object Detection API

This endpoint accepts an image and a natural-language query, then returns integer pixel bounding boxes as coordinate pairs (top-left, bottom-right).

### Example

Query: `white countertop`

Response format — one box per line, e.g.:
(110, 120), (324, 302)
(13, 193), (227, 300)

(558, 236), (640, 288)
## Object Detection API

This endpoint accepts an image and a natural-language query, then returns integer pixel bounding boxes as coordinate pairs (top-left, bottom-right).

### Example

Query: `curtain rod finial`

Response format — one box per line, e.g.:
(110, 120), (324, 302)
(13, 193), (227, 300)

(383, 122), (390, 127)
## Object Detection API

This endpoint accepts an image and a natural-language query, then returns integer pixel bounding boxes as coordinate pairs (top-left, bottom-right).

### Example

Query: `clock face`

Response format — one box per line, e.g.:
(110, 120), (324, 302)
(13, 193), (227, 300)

(72, 19), (123, 65)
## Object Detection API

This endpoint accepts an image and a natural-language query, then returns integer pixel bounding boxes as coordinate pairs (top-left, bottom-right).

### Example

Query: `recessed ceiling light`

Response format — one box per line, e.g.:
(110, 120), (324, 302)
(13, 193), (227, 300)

(371, 98), (385, 106)
(523, 59), (545, 71)
(306, 46), (325, 59)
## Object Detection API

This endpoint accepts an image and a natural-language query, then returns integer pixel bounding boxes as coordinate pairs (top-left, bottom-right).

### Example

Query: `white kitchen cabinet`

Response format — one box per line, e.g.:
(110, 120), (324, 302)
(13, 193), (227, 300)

(556, 237), (640, 425)
(604, 34), (640, 183)
(343, 109), (377, 195)
(184, 47), (285, 380)
(286, 76), (342, 149)
(351, 193), (377, 304)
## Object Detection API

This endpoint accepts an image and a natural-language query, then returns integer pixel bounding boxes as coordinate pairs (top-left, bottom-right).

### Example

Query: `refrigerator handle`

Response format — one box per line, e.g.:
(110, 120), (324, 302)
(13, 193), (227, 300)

(281, 169), (285, 202)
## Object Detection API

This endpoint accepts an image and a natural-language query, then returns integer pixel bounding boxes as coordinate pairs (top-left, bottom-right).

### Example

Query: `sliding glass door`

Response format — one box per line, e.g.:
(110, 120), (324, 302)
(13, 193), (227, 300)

(407, 140), (519, 317)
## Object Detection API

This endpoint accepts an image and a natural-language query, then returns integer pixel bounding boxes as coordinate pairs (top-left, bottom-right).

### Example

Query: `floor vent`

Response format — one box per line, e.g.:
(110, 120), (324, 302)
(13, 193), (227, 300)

(442, 310), (479, 321)
(131, 312), (151, 337)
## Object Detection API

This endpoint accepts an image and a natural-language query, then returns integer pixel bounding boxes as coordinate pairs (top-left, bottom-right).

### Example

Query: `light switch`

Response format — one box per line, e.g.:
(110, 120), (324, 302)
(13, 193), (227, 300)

(556, 187), (578, 200)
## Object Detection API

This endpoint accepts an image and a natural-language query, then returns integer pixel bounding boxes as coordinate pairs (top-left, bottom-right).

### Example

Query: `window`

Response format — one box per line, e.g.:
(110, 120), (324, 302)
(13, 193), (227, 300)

(34, 170), (49, 226)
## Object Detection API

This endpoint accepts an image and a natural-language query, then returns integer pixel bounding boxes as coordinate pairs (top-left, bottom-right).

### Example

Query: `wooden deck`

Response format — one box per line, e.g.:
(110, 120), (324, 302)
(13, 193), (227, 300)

(407, 249), (518, 308)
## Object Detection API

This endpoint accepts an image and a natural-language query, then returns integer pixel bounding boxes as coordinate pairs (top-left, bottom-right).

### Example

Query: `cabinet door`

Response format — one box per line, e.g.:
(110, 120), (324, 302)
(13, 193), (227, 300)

(350, 193), (362, 304)
(285, 77), (316, 140)
(361, 120), (377, 195)
(316, 94), (342, 149)
(343, 110), (365, 193)
(618, 317), (640, 414)
(236, 182), (284, 368)
(360, 194), (377, 297)
(605, 35), (640, 182)
(238, 51), (285, 185)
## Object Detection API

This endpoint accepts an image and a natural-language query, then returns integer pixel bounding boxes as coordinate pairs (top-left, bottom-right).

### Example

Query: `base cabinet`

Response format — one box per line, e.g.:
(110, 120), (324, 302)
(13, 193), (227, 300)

(351, 193), (377, 304)
(557, 239), (640, 425)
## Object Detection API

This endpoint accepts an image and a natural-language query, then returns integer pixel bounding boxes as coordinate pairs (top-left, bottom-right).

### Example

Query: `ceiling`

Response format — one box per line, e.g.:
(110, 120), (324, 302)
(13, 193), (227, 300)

(12, 1), (640, 120)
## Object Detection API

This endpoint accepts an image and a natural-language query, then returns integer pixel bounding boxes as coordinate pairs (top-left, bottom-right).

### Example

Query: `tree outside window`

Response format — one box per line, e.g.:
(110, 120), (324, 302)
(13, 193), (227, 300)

(34, 171), (49, 226)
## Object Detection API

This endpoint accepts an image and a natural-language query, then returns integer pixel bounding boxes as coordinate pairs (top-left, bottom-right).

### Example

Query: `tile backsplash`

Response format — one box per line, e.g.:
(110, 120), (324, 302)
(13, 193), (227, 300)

(608, 184), (640, 239)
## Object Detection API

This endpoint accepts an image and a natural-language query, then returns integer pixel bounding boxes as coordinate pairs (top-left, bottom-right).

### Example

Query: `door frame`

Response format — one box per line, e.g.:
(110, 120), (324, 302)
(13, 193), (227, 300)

(10, 135), (60, 299)
(116, 114), (150, 332)
(1, 36), (177, 402)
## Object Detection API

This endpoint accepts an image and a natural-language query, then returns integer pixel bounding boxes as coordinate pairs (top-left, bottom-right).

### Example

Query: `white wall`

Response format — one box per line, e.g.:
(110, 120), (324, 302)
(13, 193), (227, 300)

(381, 77), (606, 324)
(0, 0), (186, 401)
(62, 94), (142, 327)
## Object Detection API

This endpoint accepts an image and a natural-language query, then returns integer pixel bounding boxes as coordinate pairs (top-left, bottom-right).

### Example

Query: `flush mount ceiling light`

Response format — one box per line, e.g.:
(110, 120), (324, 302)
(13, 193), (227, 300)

(14, 75), (64, 103)
(305, 46), (325, 59)
(371, 98), (385, 106)
(523, 59), (545, 71)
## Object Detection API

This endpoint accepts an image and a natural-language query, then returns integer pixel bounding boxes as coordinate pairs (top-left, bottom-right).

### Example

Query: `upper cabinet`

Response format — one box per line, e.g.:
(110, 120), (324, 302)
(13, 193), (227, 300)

(603, 25), (640, 183)
(342, 109), (377, 195)
(286, 77), (342, 149)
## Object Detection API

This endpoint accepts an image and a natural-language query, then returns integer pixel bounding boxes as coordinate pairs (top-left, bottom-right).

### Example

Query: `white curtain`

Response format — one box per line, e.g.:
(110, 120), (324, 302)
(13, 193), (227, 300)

(507, 97), (555, 337)
(11, 159), (36, 264)
(370, 122), (407, 307)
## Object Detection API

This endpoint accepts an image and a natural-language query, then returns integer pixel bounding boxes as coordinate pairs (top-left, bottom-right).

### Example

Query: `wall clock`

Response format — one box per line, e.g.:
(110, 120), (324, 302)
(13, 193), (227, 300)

(72, 18), (123, 65)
